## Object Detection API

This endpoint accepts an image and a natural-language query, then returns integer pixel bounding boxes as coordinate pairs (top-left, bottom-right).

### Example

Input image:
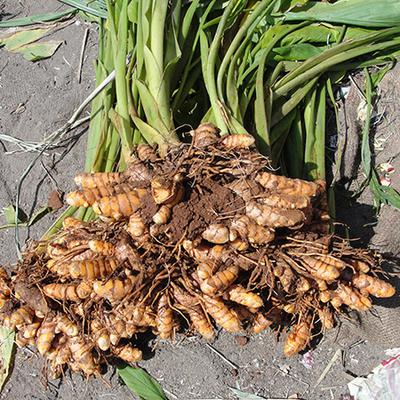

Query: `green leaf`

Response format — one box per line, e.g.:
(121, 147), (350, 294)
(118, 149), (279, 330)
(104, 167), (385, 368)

(314, 83), (326, 180)
(303, 85), (318, 180)
(270, 109), (297, 165)
(344, 27), (376, 41)
(281, 24), (340, 46)
(273, 43), (325, 61)
(274, 28), (400, 98)
(379, 184), (400, 208)
(370, 63), (394, 88)
(284, 109), (304, 178)
(0, 327), (15, 391)
(42, 206), (78, 240)
(16, 40), (63, 61)
(28, 206), (52, 226)
(131, 115), (168, 147)
(0, 204), (51, 230)
(0, 9), (75, 28)
(127, 0), (138, 23)
(360, 70), (400, 209)
(260, 22), (298, 49)
(1, 205), (26, 225)
(0, 27), (62, 61)
(181, 0), (201, 41)
(135, 79), (170, 136)
(117, 366), (167, 400)
(0, 28), (51, 51)
(282, 0), (400, 28)
(271, 76), (319, 127)
(58, 0), (107, 18)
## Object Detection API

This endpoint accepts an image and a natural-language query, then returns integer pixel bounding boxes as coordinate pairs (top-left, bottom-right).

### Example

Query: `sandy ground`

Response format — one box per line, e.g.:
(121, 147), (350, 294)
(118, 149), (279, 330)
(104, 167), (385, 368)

(0, 2), (399, 399)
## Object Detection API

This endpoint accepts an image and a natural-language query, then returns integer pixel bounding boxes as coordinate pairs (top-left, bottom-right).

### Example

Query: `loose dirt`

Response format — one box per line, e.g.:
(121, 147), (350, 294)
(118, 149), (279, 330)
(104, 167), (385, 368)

(0, 1), (399, 399)
(166, 179), (245, 242)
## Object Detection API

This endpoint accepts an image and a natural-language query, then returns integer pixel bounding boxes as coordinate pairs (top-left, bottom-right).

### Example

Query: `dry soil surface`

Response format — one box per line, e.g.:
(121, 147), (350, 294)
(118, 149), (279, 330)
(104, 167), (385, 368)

(0, 2), (399, 400)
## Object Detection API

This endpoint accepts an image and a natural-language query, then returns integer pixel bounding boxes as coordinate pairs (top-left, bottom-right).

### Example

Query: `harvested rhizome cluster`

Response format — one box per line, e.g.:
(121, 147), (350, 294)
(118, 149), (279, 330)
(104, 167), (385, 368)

(0, 124), (395, 378)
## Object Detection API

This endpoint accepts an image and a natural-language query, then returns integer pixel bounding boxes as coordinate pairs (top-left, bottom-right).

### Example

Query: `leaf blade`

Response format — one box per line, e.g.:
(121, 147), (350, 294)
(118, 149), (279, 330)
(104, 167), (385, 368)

(16, 40), (63, 61)
(282, 0), (400, 28)
(0, 327), (15, 391)
(0, 28), (51, 51)
(0, 9), (75, 28)
(117, 366), (167, 400)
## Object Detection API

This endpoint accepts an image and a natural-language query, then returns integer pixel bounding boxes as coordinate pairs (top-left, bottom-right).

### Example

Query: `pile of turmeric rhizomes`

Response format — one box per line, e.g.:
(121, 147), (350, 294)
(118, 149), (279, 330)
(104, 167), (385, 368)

(0, 124), (395, 378)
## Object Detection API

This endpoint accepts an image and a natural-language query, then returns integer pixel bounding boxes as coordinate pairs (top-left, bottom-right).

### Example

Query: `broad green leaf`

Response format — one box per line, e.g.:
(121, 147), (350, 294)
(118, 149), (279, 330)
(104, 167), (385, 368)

(15, 40), (63, 61)
(274, 28), (400, 97)
(344, 27), (376, 41)
(282, 0), (400, 28)
(0, 28), (50, 51)
(1, 205), (26, 225)
(117, 366), (167, 400)
(0, 27), (62, 61)
(260, 23), (299, 48)
(281, 25), (340, 46)
(238, 23), (305, 85)
(273, 43), (325, 61)
(0, 204), (51, 230)
(0, 9), (75, 28)
(0, 327), (15, 391)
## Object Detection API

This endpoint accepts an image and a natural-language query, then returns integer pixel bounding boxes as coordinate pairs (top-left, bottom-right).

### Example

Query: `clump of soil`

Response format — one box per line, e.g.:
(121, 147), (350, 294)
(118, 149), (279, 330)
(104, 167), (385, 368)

(166, 179), (245, 242)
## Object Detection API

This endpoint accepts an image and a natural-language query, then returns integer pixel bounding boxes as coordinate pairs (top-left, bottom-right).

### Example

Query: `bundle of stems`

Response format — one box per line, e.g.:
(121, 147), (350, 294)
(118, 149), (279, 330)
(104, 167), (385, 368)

(48, 0), (400, 232)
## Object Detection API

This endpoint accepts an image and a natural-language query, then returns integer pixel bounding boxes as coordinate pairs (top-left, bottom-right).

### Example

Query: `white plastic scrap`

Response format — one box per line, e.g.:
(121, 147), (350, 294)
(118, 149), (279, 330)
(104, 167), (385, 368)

(378, 162), (395, 187)
(385, 348), (400, 358)
(380, 176), (392, 187)
(300, 351), (314, 370)
(357, 99), (368, 124)
(348, 352), (400, 400)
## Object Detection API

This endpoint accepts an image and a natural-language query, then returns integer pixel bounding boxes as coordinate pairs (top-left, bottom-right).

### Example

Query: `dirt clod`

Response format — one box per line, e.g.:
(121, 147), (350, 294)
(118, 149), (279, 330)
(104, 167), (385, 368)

(235, 336), (249, 346)
(48, 190), (64, 211)
(166, 179), (245, 242)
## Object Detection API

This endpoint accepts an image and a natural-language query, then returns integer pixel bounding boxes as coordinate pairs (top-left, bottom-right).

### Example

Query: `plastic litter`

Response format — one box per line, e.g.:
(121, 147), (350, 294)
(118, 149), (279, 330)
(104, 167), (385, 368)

(348, 351), (400, 400)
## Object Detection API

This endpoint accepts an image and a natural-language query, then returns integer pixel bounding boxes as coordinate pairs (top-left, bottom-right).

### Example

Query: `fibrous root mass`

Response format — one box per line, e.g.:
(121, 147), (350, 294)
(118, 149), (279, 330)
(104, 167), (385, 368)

(0, 124), (395, 378)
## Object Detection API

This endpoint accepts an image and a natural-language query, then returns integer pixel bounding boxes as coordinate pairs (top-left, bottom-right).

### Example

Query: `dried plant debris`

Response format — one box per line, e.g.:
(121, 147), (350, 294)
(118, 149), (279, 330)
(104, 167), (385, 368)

(0, 124), (395, 378)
